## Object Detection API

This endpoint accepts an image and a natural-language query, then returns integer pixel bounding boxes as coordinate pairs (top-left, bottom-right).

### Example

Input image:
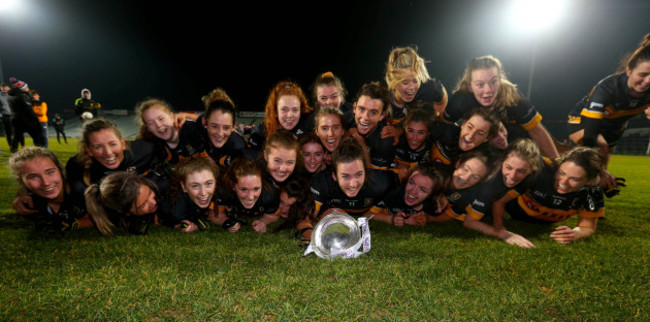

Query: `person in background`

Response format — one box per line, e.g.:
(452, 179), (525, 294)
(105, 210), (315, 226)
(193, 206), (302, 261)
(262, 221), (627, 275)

(0, 83), (13, 147)
(8, 77), (44, 152)
(74, 88), (101, 122)
(30, 90), (49, 148)
(51, 113), (67, 144)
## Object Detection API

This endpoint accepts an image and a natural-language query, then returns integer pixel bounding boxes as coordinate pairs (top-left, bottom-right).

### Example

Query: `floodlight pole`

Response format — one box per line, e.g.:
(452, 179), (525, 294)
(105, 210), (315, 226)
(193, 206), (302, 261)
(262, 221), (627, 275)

(526, 41), (537, 100)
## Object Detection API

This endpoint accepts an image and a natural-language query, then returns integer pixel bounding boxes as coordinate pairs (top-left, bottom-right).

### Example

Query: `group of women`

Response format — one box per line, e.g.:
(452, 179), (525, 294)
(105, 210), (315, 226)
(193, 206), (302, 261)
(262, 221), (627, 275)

(9, 33), (650, 249)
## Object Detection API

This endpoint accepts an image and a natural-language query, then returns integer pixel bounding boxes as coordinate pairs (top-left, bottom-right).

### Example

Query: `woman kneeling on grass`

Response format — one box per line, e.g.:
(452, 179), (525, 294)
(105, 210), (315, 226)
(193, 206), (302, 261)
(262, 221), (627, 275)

(158, 156), (220, 233)
(212, 158), (280, 233)
(10, 146), (94, 232)
(85, 171), (160, 236)
(492, 146), (606, 248)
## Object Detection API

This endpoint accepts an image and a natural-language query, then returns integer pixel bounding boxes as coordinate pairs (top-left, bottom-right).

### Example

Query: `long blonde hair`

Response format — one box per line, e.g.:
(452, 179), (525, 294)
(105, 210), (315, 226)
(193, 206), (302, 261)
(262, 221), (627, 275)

(385, 46), (431, 91)
(77, 118), (126, 168)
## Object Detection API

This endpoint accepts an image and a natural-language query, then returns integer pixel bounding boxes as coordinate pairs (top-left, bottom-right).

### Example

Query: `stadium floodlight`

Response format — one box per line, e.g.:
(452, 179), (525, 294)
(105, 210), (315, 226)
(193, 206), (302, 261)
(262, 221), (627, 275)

(509, 0), (567, 99)
(510, 0), (566, 33)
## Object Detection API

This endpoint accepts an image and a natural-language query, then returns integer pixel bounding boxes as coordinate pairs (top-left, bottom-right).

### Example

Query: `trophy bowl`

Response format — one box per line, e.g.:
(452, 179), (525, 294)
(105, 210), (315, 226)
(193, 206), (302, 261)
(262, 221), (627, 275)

(311, 210), (361, 259)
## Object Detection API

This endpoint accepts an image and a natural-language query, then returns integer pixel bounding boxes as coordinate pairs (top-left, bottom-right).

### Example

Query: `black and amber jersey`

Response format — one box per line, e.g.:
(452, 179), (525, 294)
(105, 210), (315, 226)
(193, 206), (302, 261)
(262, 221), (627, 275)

(160, 119), (208, 165)
(458, 168), (532, 221)
(157, 190), (214, 227)
(428, 122), (461, 165)
(148, 120), (209, 185)
(567, 73), (650, 146)
(216, 187), (280, 220)
(388, 79), (447, 126)
(350, 121), (397, 170)
(443, 184), (482, 222)
(27, 185), (87, 232)
(247, 112), (316, 151)
(378, 184), (440, 217)
(443, 92), (543, 142)
(509, 163), (605, 222)
(66, 139), (157, 200)
(310, 168), (398, 217)
(393, 133), (432, 169)
(204, 130), (249, 169)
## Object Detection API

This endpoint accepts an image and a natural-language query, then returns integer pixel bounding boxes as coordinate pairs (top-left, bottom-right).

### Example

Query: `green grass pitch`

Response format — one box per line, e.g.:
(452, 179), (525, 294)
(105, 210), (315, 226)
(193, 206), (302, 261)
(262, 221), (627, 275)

(0, 138), (648, 320)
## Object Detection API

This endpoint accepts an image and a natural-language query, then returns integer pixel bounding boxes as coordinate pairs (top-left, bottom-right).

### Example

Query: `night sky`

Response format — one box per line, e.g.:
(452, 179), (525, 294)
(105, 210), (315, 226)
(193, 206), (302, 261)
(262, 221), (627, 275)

(1, 0), (649, 138)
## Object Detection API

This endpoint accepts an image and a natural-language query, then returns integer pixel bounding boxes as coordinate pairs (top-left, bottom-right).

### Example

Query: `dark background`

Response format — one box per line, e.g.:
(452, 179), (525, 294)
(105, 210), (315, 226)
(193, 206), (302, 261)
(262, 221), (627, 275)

(1, 0), (648, 138)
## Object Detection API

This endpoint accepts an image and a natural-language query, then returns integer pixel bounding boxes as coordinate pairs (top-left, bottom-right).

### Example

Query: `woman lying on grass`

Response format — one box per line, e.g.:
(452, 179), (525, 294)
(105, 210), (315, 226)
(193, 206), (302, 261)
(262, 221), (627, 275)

(458, 139), (543, 246)
(272, 177), (317, 246)
(85, 171), (160, 236)
(158, 156), (220, 233)
(212, 158), (280, 233)
(65, 118), (158, 201)
(492, 146), (606, 247)
(10, 146), (94, 232)
(374, 162), (448, 226)
(427, 147), (499, 223)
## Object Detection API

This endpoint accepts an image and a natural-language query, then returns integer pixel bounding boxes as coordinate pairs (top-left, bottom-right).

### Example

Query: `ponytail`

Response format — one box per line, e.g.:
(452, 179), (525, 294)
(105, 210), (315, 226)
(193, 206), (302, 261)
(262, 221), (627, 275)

(85, 184), (115, 236)
(619, 33), (650, 72)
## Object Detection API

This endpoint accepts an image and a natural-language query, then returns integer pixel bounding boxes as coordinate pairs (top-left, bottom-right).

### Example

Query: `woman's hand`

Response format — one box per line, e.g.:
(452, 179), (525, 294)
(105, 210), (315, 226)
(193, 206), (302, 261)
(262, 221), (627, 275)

(380, 125), (402, 146)
(549, 225), (576, 244)
(404, 211), (427, 227)
(498, 230), (536, 248)
(12, 190), (37, 215)
(178, 220), (199, 233)
(228, 222), (241, 233)
(252, 220), (267, 233)
(599, 169), (617, 190)
(392, 212), (406, 227)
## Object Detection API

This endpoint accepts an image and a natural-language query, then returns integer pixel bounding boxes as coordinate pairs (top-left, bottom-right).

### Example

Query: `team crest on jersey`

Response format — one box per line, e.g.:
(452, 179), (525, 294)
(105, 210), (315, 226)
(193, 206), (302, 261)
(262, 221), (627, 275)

(364, 198), (373, 207)
(126, 166), (136, 173)
(185, 144), (196, 155)
(449, 192), (461, 202)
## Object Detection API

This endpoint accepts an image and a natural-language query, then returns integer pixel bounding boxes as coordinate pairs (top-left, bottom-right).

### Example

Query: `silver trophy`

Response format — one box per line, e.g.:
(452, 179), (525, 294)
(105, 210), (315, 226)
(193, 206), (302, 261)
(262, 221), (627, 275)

(304, 209), (371, 260)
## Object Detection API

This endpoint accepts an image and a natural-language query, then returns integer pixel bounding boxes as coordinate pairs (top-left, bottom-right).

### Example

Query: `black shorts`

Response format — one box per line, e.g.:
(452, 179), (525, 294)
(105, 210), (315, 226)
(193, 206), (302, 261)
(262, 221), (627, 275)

(566, 123), (621, 147)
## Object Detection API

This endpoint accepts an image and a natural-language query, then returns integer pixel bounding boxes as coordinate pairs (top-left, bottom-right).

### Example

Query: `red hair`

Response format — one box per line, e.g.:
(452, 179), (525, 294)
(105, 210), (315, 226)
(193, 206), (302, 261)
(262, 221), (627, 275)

(264, 81), (313, 138)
